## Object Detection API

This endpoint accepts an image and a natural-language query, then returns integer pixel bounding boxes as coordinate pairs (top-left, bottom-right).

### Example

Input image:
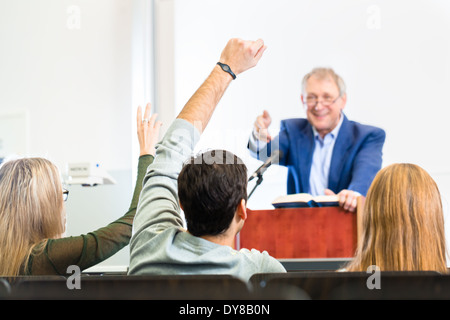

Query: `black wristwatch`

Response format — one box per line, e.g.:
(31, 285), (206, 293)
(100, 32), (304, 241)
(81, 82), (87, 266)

(217, 62), (236, 80)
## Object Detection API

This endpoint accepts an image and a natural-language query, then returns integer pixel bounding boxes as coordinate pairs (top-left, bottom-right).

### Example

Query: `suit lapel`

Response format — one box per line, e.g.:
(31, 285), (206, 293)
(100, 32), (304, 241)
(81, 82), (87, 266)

(328, 114), (352, 192)
(296, 123), (315, 193)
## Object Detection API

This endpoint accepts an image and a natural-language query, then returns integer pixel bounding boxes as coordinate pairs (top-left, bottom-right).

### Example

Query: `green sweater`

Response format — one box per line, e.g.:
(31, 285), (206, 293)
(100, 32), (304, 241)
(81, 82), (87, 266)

(24, 155), (154, 275)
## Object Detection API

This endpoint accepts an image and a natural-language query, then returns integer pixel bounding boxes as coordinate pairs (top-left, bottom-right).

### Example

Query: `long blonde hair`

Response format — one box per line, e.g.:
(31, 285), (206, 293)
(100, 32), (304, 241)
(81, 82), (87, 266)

(346, 163), (447, 272)
(0, 158), (65, 276)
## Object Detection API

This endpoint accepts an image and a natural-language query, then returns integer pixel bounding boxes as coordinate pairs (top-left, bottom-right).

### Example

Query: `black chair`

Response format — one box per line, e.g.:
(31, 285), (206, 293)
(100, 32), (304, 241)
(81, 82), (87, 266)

(0, 278), (11, 299)
(250, 271), (449, 300)
(9, 274), (252, 300)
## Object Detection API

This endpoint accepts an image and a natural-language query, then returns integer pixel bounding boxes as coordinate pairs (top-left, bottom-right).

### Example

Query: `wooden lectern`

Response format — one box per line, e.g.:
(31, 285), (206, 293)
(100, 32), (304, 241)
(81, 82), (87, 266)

(237, 197), (363, 259)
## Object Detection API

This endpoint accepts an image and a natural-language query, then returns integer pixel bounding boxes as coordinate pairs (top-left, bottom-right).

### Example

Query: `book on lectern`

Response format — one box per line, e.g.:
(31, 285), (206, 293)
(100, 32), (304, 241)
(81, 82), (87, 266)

(271, 193), (339, 208)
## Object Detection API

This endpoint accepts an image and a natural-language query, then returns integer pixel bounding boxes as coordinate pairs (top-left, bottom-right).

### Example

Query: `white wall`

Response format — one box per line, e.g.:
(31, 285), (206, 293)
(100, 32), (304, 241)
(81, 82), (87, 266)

(0, 0), (150, 271)
(0, 0), (135, 170)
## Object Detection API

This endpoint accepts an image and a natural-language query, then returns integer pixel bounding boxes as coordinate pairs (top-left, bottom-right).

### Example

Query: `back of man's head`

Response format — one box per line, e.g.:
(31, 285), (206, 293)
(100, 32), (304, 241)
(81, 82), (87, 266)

(178, 149), (248, 237)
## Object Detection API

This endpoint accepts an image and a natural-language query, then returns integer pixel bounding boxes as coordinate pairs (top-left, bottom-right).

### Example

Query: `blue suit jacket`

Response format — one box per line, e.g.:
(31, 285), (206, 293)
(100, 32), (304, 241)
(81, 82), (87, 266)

(249, 114), (386, 196)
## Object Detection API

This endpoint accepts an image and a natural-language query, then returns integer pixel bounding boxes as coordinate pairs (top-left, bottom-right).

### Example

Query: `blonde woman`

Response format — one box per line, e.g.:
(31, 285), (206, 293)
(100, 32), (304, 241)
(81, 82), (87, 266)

(0, 104), (161, 276)
(344, 163), (448, 272)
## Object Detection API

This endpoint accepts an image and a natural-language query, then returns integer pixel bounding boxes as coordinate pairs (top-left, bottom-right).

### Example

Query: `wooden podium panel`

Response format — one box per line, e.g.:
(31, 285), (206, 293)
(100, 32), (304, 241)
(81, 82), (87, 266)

(237, 206), (359, 259)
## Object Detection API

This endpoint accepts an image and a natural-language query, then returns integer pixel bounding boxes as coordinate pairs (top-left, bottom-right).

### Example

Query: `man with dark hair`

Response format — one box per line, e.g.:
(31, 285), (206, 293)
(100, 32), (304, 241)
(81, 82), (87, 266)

(128, 39), (286, 281)
(178, 150), (248, 238)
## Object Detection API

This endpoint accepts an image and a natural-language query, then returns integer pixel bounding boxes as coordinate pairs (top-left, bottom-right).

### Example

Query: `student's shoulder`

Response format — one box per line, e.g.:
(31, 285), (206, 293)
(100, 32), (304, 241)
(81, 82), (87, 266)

(238, 248), (286, 271)
(236, 248), (271, 264)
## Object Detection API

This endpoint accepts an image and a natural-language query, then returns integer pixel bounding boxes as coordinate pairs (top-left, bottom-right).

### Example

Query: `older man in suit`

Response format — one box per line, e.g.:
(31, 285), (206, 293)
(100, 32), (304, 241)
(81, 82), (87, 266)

(248, 68), (385, 212)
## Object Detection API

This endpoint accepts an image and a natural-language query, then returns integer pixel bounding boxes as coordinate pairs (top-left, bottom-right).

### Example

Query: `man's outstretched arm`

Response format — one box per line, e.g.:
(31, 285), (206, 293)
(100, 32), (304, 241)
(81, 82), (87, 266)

(129, 39), (266, 274)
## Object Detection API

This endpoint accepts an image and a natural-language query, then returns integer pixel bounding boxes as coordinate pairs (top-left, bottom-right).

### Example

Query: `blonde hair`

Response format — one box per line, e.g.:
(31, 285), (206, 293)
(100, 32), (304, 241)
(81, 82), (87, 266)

(346, 163), (447, 272)
(0, 158), (65, 276)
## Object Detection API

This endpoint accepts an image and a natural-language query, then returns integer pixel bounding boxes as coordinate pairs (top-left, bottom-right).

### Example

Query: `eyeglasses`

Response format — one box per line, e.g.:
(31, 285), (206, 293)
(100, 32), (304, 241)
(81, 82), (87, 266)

(304, 95), (341, 109)
(63, 189), (69, 202)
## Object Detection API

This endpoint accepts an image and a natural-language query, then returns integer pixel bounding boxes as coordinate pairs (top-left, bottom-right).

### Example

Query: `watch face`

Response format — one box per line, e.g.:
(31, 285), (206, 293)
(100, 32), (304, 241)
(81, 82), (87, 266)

(218, 62), (236, 79)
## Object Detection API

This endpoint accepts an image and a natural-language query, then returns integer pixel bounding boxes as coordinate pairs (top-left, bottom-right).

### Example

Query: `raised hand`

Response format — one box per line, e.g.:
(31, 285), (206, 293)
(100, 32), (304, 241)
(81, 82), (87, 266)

(218, 38), (266, 76)
(254, 110), (272, 142)
(137, 103), (163, 156)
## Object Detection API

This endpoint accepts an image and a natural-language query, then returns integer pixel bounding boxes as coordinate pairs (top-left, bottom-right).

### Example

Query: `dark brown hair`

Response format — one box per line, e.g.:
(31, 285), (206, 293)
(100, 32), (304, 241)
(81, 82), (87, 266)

(178, 150), (247, 237)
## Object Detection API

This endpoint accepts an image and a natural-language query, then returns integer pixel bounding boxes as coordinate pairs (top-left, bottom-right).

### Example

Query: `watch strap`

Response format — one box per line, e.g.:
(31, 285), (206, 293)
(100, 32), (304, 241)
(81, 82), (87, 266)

(217, 62), (236, 80)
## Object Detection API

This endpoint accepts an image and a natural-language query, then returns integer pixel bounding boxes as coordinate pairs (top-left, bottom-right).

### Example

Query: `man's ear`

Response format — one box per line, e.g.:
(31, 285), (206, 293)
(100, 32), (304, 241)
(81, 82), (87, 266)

(237, 199), (247, 221)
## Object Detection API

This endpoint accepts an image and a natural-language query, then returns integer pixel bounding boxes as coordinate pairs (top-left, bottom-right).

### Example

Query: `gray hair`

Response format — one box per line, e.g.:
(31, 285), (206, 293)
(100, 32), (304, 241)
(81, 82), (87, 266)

(301, 67), (346, 96)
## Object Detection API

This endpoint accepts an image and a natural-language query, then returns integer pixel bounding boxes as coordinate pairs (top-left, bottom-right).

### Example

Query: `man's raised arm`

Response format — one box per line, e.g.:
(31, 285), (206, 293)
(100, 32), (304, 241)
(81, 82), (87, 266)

(177, 38), (266, 132)
(130, 38), (266, 237)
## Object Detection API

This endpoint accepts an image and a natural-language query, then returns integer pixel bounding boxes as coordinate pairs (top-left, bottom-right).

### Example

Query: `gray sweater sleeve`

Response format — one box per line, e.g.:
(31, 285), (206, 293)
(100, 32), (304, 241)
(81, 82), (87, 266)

(130, 119), (201, 251)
